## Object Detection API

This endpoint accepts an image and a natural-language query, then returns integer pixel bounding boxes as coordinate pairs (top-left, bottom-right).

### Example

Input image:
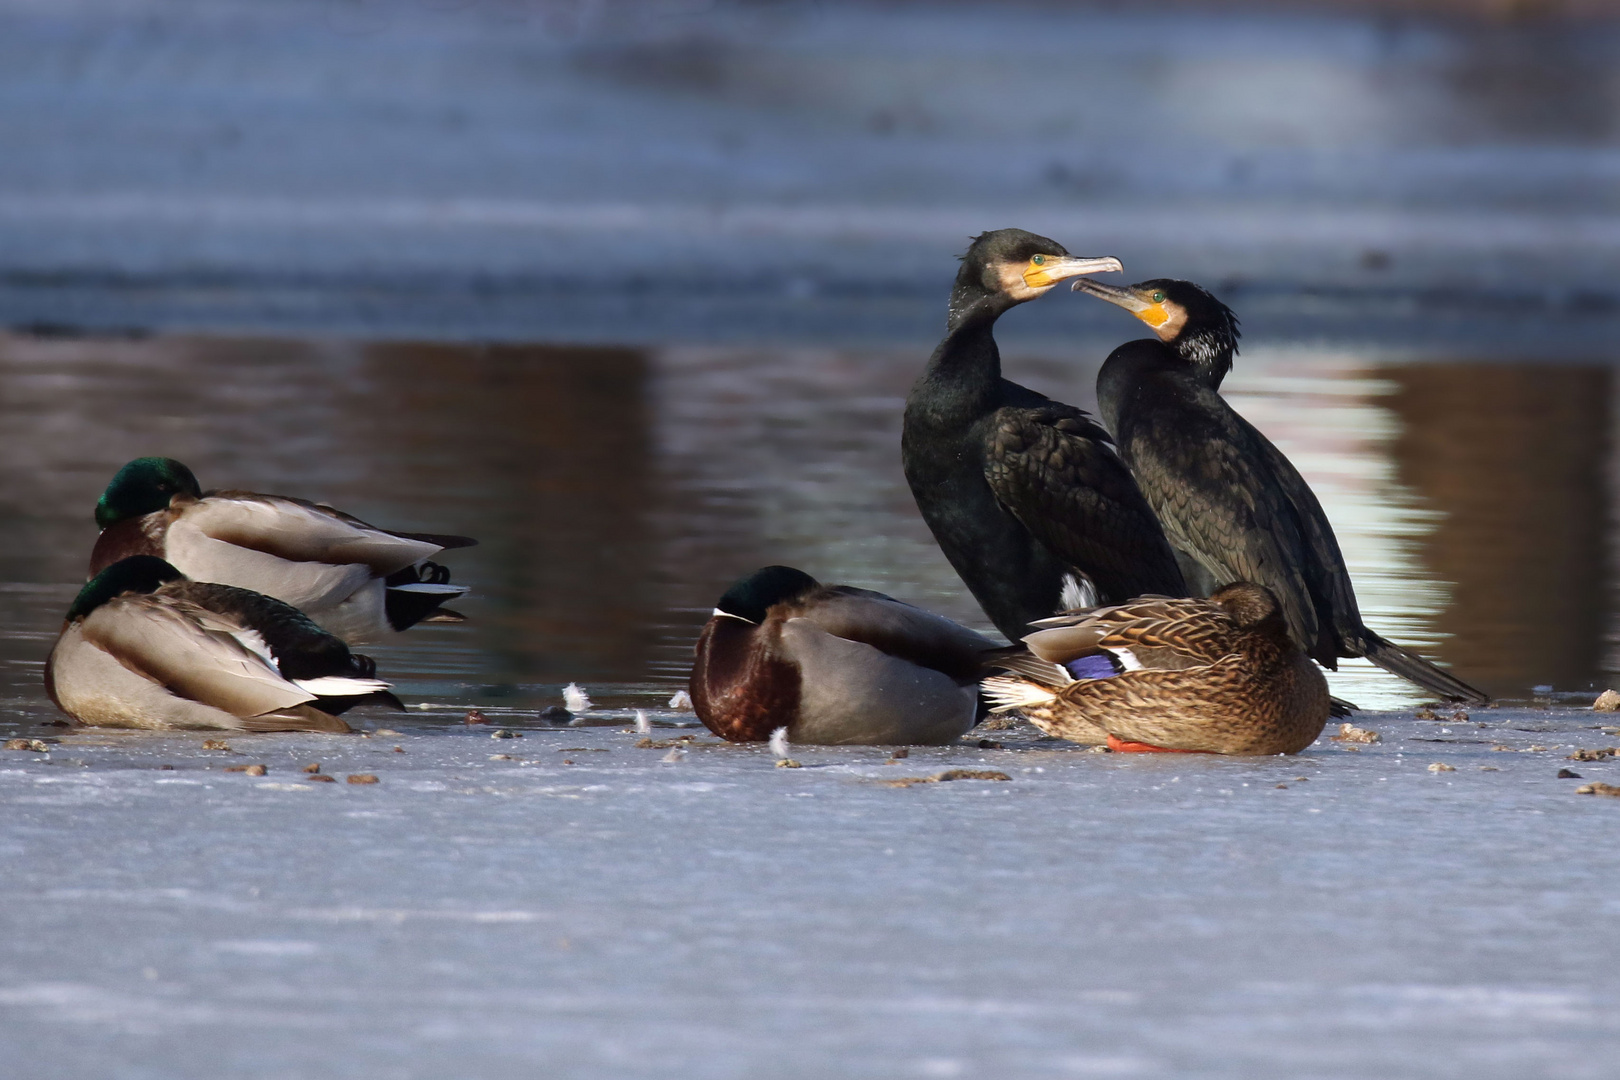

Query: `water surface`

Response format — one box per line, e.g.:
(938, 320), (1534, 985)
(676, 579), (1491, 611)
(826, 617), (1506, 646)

(1, 329), (1615, 731)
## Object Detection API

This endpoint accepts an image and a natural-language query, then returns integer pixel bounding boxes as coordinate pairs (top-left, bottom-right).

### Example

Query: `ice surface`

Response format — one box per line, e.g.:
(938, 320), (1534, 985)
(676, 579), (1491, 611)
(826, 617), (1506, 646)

(2, 706), (1619, 1078)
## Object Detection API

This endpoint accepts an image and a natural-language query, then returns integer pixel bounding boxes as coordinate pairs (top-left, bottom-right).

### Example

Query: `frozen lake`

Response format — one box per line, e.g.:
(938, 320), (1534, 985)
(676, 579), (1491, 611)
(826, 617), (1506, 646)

(3, 0), (1620, 1075)
(3, 706), (1620, 1078)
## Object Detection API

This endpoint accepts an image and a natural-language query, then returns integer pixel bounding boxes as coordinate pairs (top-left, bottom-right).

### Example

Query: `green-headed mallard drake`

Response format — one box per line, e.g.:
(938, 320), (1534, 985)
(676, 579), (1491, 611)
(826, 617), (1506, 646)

(90, 457), (475, 645)
(691, 565), (1000, 746)
(1069, 275), (1487, 705)
(981, 582), (1330, 755)
(46, 556), (400, 732)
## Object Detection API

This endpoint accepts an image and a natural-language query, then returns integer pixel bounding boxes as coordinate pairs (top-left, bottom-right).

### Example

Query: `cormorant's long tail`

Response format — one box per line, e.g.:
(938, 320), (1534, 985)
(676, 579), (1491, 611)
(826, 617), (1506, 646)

(1362, 631), (1489, 705)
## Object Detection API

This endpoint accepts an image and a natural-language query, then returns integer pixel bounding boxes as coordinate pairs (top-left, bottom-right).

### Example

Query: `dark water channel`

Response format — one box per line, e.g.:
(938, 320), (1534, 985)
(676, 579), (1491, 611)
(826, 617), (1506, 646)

(1, 329), (1615, 729)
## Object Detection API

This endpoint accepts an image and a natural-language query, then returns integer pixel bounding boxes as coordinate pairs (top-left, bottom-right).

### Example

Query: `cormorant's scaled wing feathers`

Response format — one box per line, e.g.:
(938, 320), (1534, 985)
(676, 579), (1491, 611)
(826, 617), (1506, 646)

(188, 494), (448, 575)
(785, 586), (994, 683)
(80, 596), (319, 719)
(1123, 408), (1323, 655)
(982, 404), (1186, 601)
(1246, 426), (1362, 638)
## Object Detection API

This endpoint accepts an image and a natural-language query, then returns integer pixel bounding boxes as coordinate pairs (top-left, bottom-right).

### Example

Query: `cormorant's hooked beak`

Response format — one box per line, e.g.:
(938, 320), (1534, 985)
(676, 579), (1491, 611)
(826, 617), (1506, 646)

(1023, 255), (1123, 290)
(1070, 278), (1171, 328)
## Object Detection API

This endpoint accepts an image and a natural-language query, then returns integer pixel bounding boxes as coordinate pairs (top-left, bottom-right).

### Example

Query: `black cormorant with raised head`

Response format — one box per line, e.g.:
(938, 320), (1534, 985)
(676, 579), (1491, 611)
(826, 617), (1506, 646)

(902, 229), (1187, 642)
(1071, 275), (1488, 704)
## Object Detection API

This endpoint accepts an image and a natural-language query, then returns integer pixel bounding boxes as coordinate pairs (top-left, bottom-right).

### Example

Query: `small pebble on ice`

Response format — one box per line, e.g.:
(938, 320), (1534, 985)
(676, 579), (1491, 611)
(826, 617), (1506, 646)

(1576, 782), (1620, 797)
(347, 774), (379, 785)
(491, 729), (521, 739)
(1558, 768), (1582, 778)
(668, 690), (693, 710)
(202, 740), (231, 751)
(1595, 690), (1620, 711)
(1331, 724), (1380, 744)
(775, 759), (803, 768)
(465, 710), (488, 725)
(302, 763), (321, 774)
(374, 729), (402, 736)
(563, 684), (592, 713)
(1428, 762), (1455, 772)
(539, 706), (572, 724)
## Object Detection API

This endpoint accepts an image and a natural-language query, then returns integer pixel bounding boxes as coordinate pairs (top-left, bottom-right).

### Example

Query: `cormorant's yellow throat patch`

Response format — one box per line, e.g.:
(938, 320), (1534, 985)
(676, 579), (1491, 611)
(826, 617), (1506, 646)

(1022, 260), (1065, 289)
(1135, 303), (1171, 328)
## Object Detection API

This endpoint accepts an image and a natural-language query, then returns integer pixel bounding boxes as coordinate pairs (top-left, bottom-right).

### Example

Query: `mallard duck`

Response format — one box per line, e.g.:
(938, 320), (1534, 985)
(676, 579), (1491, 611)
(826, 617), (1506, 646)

(90, 457), (475, 645)
(981, 582), (1330, 755)
(1070, 276), (1487, 705)
(690, 565), (1000, 746)
(46, 556), (401, 732)
(902, 229), (1186, 642)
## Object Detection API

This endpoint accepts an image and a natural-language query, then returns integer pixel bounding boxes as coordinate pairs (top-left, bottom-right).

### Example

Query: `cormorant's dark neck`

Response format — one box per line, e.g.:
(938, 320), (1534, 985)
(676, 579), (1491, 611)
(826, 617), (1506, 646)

(910, 284), (1020, 412)
(1175, 327), (1235, 390)
(946, 282), (1016, 335)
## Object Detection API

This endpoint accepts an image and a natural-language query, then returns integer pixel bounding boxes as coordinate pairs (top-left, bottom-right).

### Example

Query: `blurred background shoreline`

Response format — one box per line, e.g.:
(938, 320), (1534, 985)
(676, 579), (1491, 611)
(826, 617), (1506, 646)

(0, 0), (1616, 345)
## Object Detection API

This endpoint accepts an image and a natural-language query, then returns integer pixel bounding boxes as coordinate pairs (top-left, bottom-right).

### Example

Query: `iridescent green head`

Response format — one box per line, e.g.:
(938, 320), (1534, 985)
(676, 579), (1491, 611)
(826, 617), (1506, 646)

(715, 565), (820, 624)
(94, 457), (202, 529)
(67, 556), (184, 621)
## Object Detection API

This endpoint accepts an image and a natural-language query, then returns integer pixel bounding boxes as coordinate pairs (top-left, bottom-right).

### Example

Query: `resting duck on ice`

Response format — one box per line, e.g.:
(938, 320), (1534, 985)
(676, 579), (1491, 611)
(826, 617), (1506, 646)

(47, 556), (399, 732)
(691, 565), (999, 746)
(90, 457), (474, 644)
(981, 582), (1330, 755)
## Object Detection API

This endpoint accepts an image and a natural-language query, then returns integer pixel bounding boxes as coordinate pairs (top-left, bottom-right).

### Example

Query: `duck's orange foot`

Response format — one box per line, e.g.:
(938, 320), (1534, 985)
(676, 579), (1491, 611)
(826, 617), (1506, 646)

(1107, 734), (1212, 754)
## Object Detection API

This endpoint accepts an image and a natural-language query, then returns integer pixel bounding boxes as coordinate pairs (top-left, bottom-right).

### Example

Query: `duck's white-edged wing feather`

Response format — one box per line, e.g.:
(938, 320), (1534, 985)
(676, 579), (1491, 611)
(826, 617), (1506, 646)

(183, 495), (445, 575)
(292, 675), (392, 697)
(81, 595), (316, 718)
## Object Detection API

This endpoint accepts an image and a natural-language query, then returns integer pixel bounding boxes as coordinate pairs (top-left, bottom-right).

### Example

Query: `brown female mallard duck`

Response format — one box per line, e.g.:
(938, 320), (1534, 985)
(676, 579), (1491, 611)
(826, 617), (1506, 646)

(691, 565), (1000, 746)
(981, 582), (1330, 755)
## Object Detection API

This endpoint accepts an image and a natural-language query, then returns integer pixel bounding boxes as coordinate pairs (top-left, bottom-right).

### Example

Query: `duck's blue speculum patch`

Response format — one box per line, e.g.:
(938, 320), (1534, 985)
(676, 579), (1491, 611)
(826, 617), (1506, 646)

(1064, 654), (1119, 681)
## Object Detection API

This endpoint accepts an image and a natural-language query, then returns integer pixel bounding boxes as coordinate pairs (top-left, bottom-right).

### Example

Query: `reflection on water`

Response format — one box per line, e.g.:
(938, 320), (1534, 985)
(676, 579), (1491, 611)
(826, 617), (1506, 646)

(1, 331), (1615, 728)
(1388, 364), (1612, 694)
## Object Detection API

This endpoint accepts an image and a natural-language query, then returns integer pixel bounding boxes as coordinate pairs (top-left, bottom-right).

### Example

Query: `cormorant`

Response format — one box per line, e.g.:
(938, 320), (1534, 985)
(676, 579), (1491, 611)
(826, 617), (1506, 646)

(902, 229), (1187, 642)
(1071, 275), (1488, 704)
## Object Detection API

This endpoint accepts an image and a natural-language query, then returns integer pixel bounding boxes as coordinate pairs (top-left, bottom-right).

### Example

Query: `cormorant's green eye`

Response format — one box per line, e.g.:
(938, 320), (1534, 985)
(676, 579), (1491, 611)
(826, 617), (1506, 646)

(1151, 291), (1165, 303)
(1031, 255), (1045, 265)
